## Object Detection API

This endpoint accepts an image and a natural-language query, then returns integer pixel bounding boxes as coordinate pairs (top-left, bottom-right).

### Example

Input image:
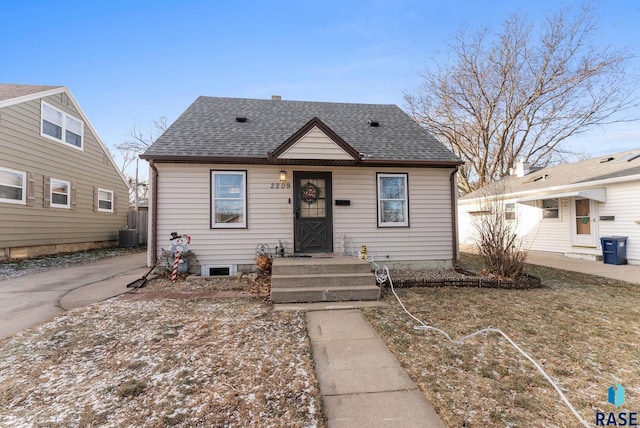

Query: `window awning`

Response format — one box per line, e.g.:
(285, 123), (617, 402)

(516, 188), (606, 204)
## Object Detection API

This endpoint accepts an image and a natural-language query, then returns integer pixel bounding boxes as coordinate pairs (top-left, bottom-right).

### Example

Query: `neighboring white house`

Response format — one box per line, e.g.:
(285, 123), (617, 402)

(140, 96), (464, 274)
(458, 149), (640, 265)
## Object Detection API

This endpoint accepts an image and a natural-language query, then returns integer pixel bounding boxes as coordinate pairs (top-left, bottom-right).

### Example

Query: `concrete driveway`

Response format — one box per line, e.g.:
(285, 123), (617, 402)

(0, 252), (147, 340)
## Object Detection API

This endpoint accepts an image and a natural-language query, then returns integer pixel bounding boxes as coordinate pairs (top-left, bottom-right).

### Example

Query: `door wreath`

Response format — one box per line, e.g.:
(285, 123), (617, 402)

(301, 181), (320, 204)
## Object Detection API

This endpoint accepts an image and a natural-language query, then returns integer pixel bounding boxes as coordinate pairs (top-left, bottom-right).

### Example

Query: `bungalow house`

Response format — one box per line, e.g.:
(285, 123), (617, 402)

(140, 96), (463, 274)
(458, 149), (640, 265)
(0, 84), (129, 260)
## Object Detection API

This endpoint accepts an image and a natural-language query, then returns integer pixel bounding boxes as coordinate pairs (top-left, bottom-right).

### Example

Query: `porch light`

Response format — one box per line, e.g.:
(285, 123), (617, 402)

(280, 170), (287, 182)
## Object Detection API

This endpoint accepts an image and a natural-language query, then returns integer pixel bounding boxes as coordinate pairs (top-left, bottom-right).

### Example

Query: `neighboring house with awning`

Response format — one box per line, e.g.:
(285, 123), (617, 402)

(458, 149), (640, 265)
(140, 95), (464, 274)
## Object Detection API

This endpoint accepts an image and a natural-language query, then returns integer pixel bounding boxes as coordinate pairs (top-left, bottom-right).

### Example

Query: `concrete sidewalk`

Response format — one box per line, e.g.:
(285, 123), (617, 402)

(525, 250), (640, 285)
(307, 309), (445, 428)
(303, 252), (640, 427)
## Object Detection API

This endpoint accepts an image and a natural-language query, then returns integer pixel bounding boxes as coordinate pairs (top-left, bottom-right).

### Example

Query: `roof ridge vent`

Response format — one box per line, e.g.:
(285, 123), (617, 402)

(368, 120), (379, 127)
(235, 116), (247, 122)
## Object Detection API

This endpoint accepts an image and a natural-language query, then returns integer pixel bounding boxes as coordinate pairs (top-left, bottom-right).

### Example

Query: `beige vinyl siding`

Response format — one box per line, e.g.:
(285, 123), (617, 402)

(155, 164), (293, 267)
(0, 92), (128, 249)
(278, 127), (355, 160)
(154, 164), (456, 268)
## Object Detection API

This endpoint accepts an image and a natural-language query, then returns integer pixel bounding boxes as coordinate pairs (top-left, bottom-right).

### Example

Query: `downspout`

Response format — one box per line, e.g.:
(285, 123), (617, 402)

(149, 160), (159, 267)
(450, 166), (460, 267)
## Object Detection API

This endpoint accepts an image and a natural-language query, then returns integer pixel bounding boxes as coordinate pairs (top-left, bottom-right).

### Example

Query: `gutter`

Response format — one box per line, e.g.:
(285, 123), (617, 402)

(139, 154), (464, 168)
(450, 166), (460, 267)
(149, 160), (159, 267)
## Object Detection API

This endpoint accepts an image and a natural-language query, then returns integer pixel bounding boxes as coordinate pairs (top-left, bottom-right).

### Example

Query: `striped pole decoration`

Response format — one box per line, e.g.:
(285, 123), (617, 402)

(171, 250), (181, 282)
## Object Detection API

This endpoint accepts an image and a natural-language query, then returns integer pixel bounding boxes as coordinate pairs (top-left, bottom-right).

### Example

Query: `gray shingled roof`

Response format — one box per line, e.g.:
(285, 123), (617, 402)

(461, 148), (640, 200)
(0, 84), (63, 102)
(142, 96), (462, 164)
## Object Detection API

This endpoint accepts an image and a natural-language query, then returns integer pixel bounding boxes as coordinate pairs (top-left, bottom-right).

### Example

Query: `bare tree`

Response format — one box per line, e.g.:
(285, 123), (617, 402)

(471, 184), (527, 279)
(115, 116), (168, 171)
(114, 117), (168, 205)
(406, 5), (637, 194)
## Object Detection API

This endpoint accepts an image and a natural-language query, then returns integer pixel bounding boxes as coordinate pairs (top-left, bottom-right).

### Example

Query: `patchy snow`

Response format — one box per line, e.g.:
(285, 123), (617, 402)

(0, 247), (145, 281)
(0, 298), (323, 427)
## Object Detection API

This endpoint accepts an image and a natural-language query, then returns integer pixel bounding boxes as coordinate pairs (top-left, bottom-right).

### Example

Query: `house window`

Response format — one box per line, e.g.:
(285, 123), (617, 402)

(504, 203), (516, 220)
(377, 173), (409, 227)
(0, 167), (26, 204)
(541, 198), (559, 219)
(98, 188), (114, 212)
(211, 170), (247, 228)
(51, 178), (70, 208)
(41, 102), (84, 149)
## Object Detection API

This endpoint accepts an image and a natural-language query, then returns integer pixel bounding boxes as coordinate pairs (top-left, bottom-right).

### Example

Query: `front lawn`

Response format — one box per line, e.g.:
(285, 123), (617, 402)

(363, 254), (640, 427)
(0, 298), (323, 427)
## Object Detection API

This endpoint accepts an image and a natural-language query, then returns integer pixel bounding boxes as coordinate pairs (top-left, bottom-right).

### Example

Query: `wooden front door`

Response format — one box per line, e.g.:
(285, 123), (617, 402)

(294, 172), (333, 253)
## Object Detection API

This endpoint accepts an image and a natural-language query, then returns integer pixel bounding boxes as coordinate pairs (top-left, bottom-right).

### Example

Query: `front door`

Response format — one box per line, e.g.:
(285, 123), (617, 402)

(572, 198), (598, 247)
(294, 172), (333, 253)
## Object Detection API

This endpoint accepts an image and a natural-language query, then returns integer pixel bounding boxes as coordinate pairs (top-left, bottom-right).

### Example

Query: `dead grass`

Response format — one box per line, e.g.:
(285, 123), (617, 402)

(363, 254), (640, 427)
(3, 253), (638, 427)
(0, 297), (323, 427)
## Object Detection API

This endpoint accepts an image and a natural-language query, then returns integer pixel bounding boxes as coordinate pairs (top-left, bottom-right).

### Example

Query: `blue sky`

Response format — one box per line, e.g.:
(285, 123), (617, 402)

(3, 0), (639, 170)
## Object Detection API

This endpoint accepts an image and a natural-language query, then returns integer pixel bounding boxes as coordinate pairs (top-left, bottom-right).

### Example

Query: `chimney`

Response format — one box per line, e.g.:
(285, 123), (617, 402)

(271, 95), (281, 101)
(515, 159), (530, 177)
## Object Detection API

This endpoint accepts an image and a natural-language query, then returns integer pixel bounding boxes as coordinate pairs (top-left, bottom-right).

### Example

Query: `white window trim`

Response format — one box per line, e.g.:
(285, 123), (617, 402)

(377, 173), (409, 227)
(41, 101), (84, 150)
(51, 178), (71, 209)
(540, 198), (560, 221)
(98, 188), (114, 212)
(0, 166), (26, 205)
(211, 170), (247, 228)
(504, 202), (516, 221)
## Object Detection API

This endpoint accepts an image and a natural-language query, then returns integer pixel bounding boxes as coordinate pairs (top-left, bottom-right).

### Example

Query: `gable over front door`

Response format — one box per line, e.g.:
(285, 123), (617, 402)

(293, 172), (333, 253)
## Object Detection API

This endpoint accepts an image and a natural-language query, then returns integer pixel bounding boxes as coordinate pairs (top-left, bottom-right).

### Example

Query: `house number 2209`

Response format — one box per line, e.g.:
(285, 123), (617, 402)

(270, 183), (291, 189)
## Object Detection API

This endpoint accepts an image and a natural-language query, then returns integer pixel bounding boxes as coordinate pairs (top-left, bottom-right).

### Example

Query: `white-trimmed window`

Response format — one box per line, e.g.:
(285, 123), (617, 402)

(377, 173), (409, 227)
(41, 102), (84, 149)
(541, 198), (559, 219)
(0, 167), (26, 204)
(98, 188), (114, 212)
(211, 170), (247, 228)
(51, 178), (70, 208)
(505, 203), (516, 220)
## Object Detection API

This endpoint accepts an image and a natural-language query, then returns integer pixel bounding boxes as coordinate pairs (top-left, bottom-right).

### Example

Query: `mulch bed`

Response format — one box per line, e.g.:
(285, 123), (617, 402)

(381, 268), (542, 290)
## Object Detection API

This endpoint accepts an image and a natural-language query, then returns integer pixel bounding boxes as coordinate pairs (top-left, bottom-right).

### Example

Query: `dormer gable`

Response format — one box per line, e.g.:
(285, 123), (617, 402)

(269, 117), (361, 163)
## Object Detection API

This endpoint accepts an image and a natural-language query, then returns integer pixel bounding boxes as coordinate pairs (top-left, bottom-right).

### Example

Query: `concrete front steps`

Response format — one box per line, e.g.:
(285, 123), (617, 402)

(270, 256), (380, 303)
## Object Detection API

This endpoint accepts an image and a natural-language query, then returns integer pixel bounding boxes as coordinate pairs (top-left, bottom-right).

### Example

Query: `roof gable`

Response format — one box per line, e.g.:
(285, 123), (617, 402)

(269, 117), (360, 162)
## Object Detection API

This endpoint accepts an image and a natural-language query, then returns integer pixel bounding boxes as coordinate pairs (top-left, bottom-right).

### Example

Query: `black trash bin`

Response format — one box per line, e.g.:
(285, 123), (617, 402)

(600, 236), (627, 265)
